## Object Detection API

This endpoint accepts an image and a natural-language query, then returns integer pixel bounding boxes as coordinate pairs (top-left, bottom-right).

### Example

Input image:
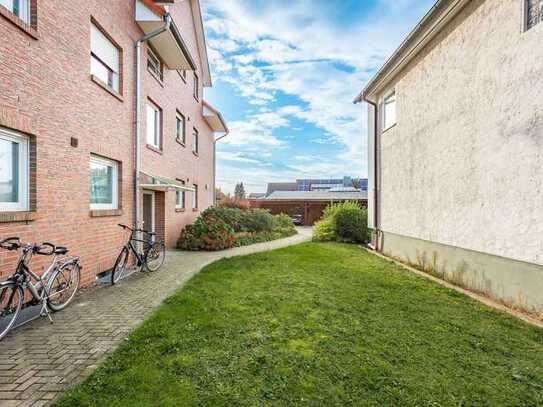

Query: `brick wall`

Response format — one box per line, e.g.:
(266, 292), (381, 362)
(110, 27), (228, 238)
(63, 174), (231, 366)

(0, 0), (216, 286)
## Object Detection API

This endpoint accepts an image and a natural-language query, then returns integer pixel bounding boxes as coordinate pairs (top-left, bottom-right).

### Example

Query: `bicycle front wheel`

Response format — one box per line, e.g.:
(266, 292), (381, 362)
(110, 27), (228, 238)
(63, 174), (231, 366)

(0, 283), (23, 341)
(111, 247), (129, 285)
(145, 242), (165, 272)
(47, 262), (81, 312)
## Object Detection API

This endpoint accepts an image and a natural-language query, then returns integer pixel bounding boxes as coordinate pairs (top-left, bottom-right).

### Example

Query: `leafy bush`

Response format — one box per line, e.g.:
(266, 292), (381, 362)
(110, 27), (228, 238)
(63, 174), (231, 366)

(179, 207), (297, 251)
(178, 214), (235, 251)
(242, 209), (275, 233)
(313, 201), (368, 243)
(335, 207), (369, 243)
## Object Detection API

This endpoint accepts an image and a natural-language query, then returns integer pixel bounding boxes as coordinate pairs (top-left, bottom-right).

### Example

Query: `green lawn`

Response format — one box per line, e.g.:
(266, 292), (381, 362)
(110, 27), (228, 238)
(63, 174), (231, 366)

(56, 243), (543, 406)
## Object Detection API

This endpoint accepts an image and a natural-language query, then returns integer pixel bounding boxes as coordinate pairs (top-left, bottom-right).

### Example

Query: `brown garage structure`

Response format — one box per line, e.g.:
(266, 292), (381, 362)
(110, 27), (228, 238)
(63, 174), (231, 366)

(249, 190), (368, 226)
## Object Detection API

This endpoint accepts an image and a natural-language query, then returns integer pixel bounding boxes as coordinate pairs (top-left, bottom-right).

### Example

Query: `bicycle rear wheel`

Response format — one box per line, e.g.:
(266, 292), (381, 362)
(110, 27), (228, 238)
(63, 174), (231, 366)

(111, 247), (129, 284)
(47, 262), (81, 312)
(0, 284), (23, 341)
(144, 242), (165, 272)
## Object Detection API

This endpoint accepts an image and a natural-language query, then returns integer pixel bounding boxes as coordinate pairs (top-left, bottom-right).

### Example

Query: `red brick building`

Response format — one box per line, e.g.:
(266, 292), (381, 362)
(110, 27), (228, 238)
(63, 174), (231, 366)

(0, 0), (227, 286)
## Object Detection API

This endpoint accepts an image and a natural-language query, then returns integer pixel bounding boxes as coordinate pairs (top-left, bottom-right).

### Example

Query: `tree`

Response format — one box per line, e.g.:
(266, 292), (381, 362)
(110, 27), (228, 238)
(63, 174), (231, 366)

(234, 182), (246, 200)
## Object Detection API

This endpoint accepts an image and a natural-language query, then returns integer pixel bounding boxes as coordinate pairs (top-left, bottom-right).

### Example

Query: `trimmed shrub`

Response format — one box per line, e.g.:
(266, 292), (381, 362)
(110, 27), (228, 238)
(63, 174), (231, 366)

(335, 207), (369, 243)
(201, 207), (246, 232)
(313, 201), (368, 243)
(242, 209), (274, 233)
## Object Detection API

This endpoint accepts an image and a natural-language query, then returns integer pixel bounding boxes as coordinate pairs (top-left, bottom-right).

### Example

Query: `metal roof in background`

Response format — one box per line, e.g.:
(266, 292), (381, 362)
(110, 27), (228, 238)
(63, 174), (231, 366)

(265, 190), (368, 201)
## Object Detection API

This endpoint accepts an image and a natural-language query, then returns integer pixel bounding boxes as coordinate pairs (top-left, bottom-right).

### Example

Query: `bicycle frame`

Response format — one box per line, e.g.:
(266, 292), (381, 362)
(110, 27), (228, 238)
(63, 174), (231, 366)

(125, 230), (154, 266)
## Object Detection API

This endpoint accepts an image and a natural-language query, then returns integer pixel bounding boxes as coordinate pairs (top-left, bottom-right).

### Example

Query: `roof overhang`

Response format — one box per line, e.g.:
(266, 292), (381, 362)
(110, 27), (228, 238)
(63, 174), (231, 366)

(190, 0), (212, 86)
(140, 171), (194, 192)
(136, 0), (197, 70)
(354, 0), (470, 104)
(203, 101), (229, 134)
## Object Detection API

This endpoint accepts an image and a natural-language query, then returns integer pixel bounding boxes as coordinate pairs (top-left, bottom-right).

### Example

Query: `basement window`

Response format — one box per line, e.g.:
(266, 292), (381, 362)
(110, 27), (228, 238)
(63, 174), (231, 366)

(526, 0), (543, 30)
(90, 155), (119, 211)
(382, 91), (396, 131)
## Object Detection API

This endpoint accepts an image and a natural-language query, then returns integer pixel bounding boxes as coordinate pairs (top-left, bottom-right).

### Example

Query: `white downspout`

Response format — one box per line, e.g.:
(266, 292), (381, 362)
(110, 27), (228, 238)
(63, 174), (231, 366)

(134, 14), (172, 228)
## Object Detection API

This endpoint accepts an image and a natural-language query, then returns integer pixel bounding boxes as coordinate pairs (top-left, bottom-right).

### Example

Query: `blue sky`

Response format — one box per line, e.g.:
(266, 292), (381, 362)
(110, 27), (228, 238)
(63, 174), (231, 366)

(202, 0), (435, 194)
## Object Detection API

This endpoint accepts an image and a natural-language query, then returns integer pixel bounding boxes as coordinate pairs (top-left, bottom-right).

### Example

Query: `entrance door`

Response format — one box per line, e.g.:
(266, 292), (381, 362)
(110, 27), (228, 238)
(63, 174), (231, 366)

(143, 191), (155, 234)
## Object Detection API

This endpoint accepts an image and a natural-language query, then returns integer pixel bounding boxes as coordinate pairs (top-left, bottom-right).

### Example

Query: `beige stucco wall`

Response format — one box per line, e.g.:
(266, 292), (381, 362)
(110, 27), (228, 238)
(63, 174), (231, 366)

(372, 0), (543, 267)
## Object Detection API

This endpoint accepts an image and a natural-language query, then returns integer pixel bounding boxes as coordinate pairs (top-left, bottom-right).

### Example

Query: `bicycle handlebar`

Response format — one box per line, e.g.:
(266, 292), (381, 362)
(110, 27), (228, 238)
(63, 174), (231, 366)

(118, 224), (154, 235)
(0, 237), (22, 251)
(34, 242), (55, 256)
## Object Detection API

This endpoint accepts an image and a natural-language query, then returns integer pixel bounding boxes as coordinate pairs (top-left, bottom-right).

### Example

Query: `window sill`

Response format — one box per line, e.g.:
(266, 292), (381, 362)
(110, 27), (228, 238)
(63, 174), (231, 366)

(175, 208), (186, 213)
(0, 211), (37, 223)
(176, 139), (186, 147)
(192, 151), (199, 157)
(148, 68), (164, 87)
(177, 71), (187, 84)
(90, 209), (123, 217)
(91, 75), (123, 102)
(382, 123), (397, 134)
(0, 6), (38, 40)
(146, 144), (163, 154)
(193, 95), (200, 103)
(192, 208), (198, 212)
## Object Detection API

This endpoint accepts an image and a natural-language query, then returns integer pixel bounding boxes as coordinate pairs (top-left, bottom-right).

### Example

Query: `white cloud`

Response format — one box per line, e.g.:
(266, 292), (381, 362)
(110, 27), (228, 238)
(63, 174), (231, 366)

(203, 0), (434, 192)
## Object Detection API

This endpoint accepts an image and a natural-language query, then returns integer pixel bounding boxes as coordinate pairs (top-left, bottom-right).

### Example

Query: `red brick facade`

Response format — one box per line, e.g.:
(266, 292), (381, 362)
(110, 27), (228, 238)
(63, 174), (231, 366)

(0, 1), (218, 286)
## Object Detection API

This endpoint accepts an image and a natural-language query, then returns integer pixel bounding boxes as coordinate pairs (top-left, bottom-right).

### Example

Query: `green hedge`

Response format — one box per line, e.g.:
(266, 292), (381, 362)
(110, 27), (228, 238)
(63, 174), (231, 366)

(313, 201), (368, 243)
(178, 207), (297, 251)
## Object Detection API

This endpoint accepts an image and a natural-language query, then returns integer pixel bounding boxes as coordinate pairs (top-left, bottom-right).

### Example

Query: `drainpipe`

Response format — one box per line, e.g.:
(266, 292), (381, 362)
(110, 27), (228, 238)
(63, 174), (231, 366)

(364, 98), (380, 251)
(134, 14), (172, 229)
(213, 133), (228, 205)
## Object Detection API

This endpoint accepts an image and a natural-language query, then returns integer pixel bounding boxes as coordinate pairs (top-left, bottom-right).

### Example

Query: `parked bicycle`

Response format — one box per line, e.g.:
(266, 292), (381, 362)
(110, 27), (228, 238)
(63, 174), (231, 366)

(111, 224), (166, 284)
(0, 237), (80, 341)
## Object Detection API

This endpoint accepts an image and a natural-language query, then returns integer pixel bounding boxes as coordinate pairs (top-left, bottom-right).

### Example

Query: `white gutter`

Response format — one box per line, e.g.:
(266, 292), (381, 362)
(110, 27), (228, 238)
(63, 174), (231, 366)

(134, 14), (172, 229)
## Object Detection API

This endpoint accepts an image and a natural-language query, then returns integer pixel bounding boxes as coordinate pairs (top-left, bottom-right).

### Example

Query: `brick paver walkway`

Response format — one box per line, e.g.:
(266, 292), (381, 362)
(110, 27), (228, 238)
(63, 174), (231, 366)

(0, 228), (312, 406)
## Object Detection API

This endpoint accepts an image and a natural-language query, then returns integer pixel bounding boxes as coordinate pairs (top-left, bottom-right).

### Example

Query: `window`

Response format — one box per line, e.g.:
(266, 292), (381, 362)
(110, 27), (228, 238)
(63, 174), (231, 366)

(146, 101), (162, 149)
(90, 155), (118, 210)
(192, 184), (198, 209)
(193, 73), (199, 100)
(175, 180), (185, 210)
(383, 91), (396, 131)
(147, 48), (163, 81)
(526, 0), (543, 30)
(0, 128), (28, 212)
(0, 0), (30, 24)
(90, 21), (121, 93)
(176, 112), (186, 144)
(177, 69), (187, 82)
(192, 127), (199, 154)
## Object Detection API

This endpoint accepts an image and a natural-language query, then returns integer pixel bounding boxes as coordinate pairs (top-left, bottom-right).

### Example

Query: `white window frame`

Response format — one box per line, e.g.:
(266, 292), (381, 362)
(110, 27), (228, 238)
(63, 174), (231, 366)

(192, 184), (198, 209)
(147, 47), (163, 81)
(176, 111), (186, 144)
(90, 155), (119, 211)
(382, 91), (397, 132)
(192, 127), (199, 154)
(90, 21), (121, 93)
(146, 101), (162, 149)
(0, 0), (31, 24)
(0, 128), (29, 212)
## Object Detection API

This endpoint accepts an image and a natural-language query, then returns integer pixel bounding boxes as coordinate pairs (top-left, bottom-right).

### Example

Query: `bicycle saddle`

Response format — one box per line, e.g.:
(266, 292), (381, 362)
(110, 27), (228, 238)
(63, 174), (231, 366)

(54, 246), (69, 255)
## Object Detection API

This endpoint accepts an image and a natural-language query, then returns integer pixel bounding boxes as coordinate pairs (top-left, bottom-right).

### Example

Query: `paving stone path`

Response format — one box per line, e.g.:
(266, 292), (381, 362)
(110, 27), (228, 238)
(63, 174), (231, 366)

(0, 228), (312, 406)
